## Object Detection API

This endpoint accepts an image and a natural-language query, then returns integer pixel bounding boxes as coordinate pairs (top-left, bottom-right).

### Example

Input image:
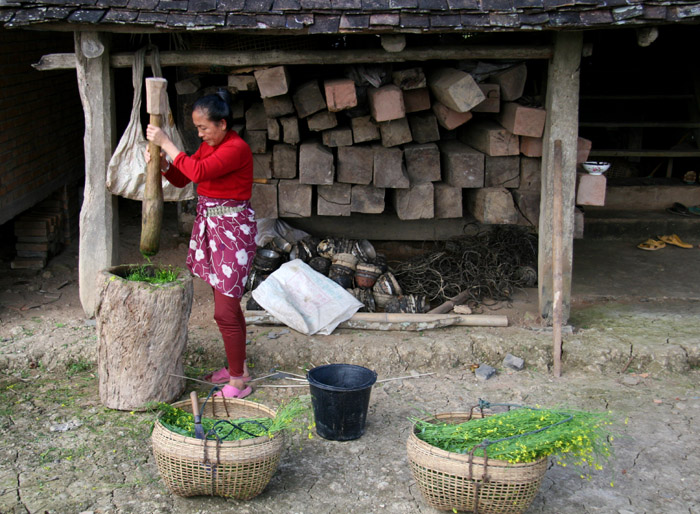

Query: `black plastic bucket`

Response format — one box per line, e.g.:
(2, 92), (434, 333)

(307, 364), (377, 441)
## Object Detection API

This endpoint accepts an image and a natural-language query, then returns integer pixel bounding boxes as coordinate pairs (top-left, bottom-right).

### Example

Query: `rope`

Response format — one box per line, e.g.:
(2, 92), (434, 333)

(391, 227), (537, 310)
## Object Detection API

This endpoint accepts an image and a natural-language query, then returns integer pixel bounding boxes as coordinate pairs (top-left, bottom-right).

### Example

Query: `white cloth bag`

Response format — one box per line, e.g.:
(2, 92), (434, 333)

(106, 46), (194, 201)
(252, 259), (363, 335)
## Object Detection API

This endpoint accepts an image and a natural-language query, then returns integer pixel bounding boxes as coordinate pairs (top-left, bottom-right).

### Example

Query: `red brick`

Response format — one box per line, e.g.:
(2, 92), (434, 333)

(367, 85), (405, 122)
(324, 78), (358, 112)
(403, 88), (431, 113)
(520, 136), (543, 157)
(497, 102), (546, 138)
(432, 101), (473, 130)
(576, 173), (606, 206)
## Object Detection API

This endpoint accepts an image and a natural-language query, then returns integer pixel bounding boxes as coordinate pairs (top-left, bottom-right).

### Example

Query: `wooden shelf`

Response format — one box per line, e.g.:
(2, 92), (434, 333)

(588, 149), (700, 158)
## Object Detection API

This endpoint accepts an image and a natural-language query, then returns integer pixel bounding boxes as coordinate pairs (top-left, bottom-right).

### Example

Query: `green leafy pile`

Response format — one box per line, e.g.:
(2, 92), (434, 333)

(412, 407), (614, 472)
(125, 264), (180, 284)
(156, 396), (311, 441)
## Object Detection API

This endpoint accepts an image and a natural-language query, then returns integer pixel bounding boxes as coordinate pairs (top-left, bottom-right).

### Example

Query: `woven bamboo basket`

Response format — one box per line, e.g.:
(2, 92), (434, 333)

(151, 397), (284, 499)
(407, 412), (548, 514)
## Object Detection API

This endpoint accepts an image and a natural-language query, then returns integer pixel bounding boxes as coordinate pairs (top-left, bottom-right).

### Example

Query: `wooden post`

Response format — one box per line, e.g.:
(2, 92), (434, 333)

(141, 77), (167, 256)
(552, 140), (563, 378)
(75, 32), (118, 317)
(539, 31), (583, 323)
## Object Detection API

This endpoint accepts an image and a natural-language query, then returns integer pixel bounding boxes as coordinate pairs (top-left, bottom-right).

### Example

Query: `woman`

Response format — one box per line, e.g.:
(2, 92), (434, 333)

(146, 90), (256, 399)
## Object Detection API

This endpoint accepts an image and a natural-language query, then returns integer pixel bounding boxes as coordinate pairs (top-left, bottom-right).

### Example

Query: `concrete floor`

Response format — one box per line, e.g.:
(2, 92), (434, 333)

(572, 238), (700, 301)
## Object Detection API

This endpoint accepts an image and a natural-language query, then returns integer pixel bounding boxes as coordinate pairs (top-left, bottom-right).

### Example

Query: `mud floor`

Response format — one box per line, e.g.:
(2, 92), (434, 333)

(0, 204), (699, 513)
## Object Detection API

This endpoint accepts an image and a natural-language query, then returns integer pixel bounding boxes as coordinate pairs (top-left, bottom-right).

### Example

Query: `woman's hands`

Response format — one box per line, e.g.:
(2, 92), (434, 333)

(144, 146), (169, 173)
(146, 124), (170, 147)
(145, 124), (182, 164)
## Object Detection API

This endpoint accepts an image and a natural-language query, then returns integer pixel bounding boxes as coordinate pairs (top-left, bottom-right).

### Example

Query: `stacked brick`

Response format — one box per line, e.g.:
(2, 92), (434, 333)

(220, 63), (591, 225)
(11, 184), (80, 269)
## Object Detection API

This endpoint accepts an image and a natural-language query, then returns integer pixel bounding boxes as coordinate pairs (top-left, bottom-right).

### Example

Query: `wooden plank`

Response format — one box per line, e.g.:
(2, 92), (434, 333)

(539, 31), (582, 324)
(75, 32), (118, 317)
(244, 311), (508, 328)
(33, 45), (555, 71)
(588, 149), (700, 157)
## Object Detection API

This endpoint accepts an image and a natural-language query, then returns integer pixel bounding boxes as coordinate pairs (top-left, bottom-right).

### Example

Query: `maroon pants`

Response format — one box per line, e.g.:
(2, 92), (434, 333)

(213, 288), (246, 377)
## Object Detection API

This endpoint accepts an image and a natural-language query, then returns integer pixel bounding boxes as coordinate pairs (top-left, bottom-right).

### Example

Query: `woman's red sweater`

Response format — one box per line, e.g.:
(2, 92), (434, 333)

(164, 130), (253, 201)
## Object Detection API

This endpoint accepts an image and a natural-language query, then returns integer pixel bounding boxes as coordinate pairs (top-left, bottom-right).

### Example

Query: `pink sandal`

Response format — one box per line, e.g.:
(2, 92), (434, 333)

(204, 367), (251, 384)
(213, 384), (252, 399)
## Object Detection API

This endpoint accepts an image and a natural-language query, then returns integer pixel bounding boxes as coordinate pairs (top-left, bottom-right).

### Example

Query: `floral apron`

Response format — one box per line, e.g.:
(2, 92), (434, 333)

(186, 195), (257, 299)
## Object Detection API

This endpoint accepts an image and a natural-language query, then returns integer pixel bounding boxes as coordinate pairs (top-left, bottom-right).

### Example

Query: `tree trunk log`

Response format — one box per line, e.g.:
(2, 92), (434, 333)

(96, 265), (193, 410)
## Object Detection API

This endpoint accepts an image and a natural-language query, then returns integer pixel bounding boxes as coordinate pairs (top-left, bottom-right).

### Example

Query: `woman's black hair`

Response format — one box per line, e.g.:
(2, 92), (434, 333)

(192, 89), (233, 130)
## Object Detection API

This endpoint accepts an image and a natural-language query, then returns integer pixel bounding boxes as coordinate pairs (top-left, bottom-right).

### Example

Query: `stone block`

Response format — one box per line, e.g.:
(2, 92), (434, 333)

(520, 136), (542, 157)
(280, 116), (300, 145)
(278, 179), (312, 218)
(317, 183), (352, 216)
(497, 102), (547, 138)
(368, 84), (405, 122)
(576, 173), (606, 206)
(475, 364), (496, 380)
(272, 143), (297, 179)
(245, 103), (267, 131)
(490, 63), (527, 101)
(307, 111), (338, 132)
(379, 118), (413, 147)
(337, 145), (374, 184)
(299, 141), (335, 185)
(578, 137), (592, 163)
(351, 115), (380, 143)
(503, 353), (524, 370)
(263, 94), (295, 118)
(324, 78), (358, 112)
(458, 119), (519, 156)
(484, 155), (520, 188)
(373, 145), (409, 188)
(293, 80), (327, 118)
(472, 83), (500, 113)
(512, 190), (540, 226)
(394, 183), (434, 220)
(434, 183), (463, 218)
(254, 66), (291, 98)
(404, 143), (441, 184)
(227, 74), (257, 93)
(250, 180), (278, 219)
(323, 127), (353, 147)
(466, 187), (519, 224)
(428, 67), (485, 113)
(267, 118), (280, 141)
(244, 130), (267, 154)
(439, 140), (484, 188)
(351, 185), (385, 214)
(408, 112), (440, 144)
(403, 88), (431, 113)
(392, 67), (427, 90)
(519, 157), (541, 191)
(253, 152), (273, 179)
(432, 101), (473, 130)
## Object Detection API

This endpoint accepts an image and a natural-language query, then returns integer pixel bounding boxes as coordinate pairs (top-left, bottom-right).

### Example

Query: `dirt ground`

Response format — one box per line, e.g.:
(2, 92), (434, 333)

(0, 202), (699, 513)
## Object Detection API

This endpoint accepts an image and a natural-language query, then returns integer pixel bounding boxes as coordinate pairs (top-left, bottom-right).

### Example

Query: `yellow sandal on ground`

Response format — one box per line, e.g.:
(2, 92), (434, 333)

(637, 239), (666, 251)
(657, 234), (693, 248)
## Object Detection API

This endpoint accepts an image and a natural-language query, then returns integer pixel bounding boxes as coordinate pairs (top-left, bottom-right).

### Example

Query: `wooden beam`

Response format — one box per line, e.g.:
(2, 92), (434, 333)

(33, 45), (555, 71)
(539, 31), (582, 323)
(75, 31), (119, 317)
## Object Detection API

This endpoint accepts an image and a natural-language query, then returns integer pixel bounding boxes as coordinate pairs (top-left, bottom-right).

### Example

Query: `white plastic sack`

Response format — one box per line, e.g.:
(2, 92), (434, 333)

(106, 46), (195, 202)
(252, 259), (363, 335)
